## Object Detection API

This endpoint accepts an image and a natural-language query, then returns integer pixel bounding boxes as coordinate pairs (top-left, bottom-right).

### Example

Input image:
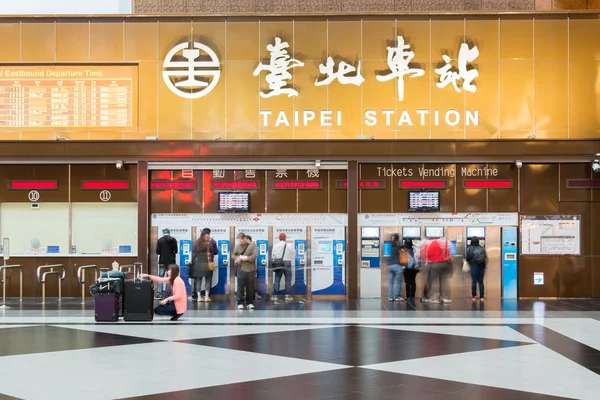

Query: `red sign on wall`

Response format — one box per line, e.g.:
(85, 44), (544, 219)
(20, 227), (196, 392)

(150, 181), (197, 190)
(273, 181), (322, 189)
(211, 181), (260, 190)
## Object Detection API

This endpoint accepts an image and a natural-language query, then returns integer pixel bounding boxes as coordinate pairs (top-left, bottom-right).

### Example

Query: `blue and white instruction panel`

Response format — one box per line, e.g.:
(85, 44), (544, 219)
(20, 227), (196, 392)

(311, 226), (345, 295)
(207, 226), (231, 295)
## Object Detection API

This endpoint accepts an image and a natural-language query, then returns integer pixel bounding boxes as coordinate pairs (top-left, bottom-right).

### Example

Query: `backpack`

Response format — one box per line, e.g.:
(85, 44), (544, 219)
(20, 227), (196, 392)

(399, 249), (409, 266)
(471, 246), (487, 265)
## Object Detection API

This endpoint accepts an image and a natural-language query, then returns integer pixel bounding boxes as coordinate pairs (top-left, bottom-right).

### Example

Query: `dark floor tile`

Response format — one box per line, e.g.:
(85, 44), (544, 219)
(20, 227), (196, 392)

(511, 324), (600, 376)
(0, 393), (22, 400)
(181, 325), (532, 366)
(0, 326), (157, 357)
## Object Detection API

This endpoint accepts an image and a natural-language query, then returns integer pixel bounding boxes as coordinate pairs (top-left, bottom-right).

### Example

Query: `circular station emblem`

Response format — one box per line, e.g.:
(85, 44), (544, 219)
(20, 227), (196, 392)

(99, 190), (111, 202)
(162, 42), (221, 99)
(28, 190), (40, 202)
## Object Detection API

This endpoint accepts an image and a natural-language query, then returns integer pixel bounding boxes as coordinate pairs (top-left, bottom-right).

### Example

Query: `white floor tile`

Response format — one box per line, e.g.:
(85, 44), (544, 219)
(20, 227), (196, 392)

(0, 342), (350, 400)
(361, 344), (600, 399)
(541, 318), (600, 351)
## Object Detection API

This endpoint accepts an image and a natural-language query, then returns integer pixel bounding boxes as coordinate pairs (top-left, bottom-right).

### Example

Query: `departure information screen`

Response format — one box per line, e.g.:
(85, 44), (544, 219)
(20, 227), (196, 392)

(0, 66), (136, 128)
(408, 191), (440, 212)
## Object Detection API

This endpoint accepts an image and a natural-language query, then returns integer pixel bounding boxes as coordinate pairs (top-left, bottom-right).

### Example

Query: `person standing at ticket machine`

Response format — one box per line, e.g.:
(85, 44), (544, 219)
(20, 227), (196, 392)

(420, 237), (452, 304)
(155, 228), (178, 300)
(387, 234), (405, 302)
(466, 237), (487, 301)
(191, 228), (218, 301)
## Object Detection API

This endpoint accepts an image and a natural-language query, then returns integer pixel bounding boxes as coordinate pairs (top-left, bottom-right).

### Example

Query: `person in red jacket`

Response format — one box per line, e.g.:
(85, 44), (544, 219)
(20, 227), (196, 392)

(420, 237), (452, 304)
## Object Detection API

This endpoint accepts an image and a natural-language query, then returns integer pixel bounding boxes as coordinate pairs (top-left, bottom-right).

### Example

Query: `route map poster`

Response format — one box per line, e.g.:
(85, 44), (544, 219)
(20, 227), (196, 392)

(520, 215), (581, 255)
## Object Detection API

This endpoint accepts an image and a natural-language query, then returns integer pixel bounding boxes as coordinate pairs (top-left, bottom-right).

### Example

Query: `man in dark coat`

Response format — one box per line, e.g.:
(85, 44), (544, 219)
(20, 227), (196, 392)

(156, 228), (177, 299)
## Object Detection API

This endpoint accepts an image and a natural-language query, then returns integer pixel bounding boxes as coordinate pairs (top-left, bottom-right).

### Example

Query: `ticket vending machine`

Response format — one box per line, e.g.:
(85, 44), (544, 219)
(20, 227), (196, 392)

(360, 227), (381, 298)
(466, 227), (486, 249)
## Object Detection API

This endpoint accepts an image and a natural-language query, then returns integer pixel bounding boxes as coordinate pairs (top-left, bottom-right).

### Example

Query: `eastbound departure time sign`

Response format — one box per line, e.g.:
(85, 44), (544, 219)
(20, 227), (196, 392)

(0, 66), (135, 128)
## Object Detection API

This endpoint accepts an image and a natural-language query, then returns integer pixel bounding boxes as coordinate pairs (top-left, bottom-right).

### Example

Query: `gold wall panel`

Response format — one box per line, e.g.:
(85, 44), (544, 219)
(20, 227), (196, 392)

(1, 15), (600, 141)
(21, 23), (54, 62)
(56, 23), (90, 62)
(0, 23), (21, 62)
(90, 22), (124, 62)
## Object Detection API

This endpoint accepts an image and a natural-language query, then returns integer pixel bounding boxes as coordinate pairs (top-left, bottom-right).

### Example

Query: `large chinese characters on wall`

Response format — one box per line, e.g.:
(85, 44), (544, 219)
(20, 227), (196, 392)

(5, 16), (591, 141)
(156, 17), (599, 140)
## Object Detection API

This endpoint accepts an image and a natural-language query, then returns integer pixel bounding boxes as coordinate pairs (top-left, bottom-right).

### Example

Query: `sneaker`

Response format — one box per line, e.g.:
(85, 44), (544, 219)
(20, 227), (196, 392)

(396, 297), (405, 302)
(271, 296), (279, 302)
(199, 297), (205, 302)
(204, 296), (212, 302)
(388, 298), (394, 302)
(255, 294), (262, 300)
(420, 297), (429, 303)
(441, 298), (452, 304)
(285, 295), (294, 302)
(473, 296), (477, 301)
(248, 304), (255, 310)
(237, 304), (245, 310)
(480, 297), (485, 302)
(170, 314), (182, 321)
(154, 295), (162, 300)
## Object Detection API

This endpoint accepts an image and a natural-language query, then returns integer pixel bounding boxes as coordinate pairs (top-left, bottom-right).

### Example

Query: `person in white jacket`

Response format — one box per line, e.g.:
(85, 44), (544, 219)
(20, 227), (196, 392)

(271, 232), (296, 303)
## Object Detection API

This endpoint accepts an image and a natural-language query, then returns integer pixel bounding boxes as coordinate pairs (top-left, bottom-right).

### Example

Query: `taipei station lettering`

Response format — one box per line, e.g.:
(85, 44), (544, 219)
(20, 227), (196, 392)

(260, 109), (479, 128)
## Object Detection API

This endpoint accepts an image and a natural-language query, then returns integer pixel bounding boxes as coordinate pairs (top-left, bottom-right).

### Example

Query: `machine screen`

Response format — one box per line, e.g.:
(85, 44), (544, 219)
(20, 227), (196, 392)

(467, 227), (485, 238)
(425, 226), (444, 238)
(319, 241), (332, 253)
(361, 227), (379, 238)
(402, 227), (421, 238)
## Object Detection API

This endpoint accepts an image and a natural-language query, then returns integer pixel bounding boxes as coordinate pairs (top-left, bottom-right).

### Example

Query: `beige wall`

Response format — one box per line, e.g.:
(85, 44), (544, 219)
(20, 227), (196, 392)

(133, 0), (600, 13)
(0, 15), (599, 140)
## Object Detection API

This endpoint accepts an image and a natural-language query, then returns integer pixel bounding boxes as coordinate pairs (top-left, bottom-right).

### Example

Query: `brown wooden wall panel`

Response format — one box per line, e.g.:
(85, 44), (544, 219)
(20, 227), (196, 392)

(360, 163), (391, 213)
(172, 170), (203, 213)
(520, 164), (559, 213)
(518, 256), (560, 297)
(560, 163), (592, 202)
(559, 256), (593, 298)
(267, 170), (298, 213)
(0, 165), (69, 202)
(234, 170), (266, 214)
(593, 203), (600, 255)
(559, 202), (592, 256)
(391, 163), (413, 213)
(488, 163), (519, 212)
(149, 170), (172, 213)
(70, 164), (138, 202)
(203, 170), (233, 213)
(298, 169), (329, 213)
(456, 163), (487, 212)
(435, 163), (456, 212)
(329, 170), (347, 213)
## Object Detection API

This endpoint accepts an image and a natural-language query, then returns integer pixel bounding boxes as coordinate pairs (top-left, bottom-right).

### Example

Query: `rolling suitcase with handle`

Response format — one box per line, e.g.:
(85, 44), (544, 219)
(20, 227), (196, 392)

(94, 278), (119, 322)
(123, 277), (154, 321)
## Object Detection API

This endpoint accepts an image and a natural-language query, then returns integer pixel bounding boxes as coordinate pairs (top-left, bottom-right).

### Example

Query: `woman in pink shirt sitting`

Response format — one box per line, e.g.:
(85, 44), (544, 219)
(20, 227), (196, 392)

(141, 264), (187, 321)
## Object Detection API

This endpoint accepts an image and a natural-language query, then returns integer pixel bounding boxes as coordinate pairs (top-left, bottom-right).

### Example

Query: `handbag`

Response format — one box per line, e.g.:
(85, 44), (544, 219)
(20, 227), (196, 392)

(271, 243), (287, 270)
(206, 247), (216, 272)
(462, 259), (470, 273)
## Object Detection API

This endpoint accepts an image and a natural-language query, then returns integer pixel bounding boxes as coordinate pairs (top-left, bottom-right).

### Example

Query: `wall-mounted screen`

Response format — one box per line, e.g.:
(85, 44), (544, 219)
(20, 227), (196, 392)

(218, 192), (250, 213)
(425, 226), (444, 238)
(408, 191), (440, 212)
(361, 227), (379, 238)
(402, 227), (421, 238)
(467, 227), (485, 238)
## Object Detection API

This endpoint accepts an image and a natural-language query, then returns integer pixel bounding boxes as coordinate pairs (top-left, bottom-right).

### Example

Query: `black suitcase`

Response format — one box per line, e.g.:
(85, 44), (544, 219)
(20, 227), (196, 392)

(123, 279), (154, 321)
